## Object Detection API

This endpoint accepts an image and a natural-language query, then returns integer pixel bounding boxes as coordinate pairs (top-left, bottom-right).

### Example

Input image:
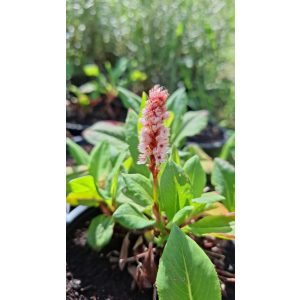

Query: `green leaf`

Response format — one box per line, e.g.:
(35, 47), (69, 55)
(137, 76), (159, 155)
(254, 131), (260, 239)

(167, 88), (187, 142)
(87, 215), (114, 251)
(156, 225), (221, 300)
(66, 138), (89, 166)
(211, 158), (235, 212)
(67, 175), (101, 206)
(88, 141), (113, 189)
(173, 110), (209, 146)
(184, 155), (206, 198)
(82, 121), (128, 149)
(192, 192), (225, 205)
(122, 174), (153, 207)
(220, 133), (235, 161)
(125, 109), (149, 176)
(83, 64), (100, 77)
(166, 206), (194, 229)
(117, 86), (141, 113)
(188, 215), (235, 236)
(159, 160), (191, 220)
(171, 146), (181, 166)
(113, 203), (155, 229)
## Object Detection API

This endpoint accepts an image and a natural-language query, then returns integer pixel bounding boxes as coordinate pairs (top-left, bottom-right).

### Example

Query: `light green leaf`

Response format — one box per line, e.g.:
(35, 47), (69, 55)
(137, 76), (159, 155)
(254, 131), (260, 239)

(66, 138), (89, 166)
(166, 206), (194, 229)
(88, 141), (113, 189)
(220, 133), (235, 161)
(192, 192), (225, 205)
(188, 215), (235, 236)
(167, 88), (187, 142)
(117, 86), (141, 113)
(211, 158), (235, 212)
(184, 155), (206, 198)
(156, 225), (221, 300)
(113, 203), (155, 229)
(83, 64), (100, 77)
(87, 215), (114, 251)
(173, 110), (209, 146)
(67, 175), (101, 206)
(122, 174), (153, 207)
(82, 121), (128, 149)
(159, 160), (191, 220)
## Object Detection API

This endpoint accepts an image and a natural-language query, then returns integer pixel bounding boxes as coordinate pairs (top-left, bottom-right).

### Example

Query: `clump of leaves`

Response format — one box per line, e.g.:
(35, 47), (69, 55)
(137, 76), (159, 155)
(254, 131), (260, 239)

(66, 86), (235, 300)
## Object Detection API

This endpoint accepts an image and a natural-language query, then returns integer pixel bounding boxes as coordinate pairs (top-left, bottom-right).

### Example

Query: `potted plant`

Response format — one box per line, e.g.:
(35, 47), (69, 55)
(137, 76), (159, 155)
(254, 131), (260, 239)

(66, 86), (235, 299)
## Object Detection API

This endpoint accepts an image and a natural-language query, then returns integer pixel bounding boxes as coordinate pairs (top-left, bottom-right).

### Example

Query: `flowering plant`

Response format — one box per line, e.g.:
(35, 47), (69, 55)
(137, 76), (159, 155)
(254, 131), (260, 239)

(67, 85), (235, 300)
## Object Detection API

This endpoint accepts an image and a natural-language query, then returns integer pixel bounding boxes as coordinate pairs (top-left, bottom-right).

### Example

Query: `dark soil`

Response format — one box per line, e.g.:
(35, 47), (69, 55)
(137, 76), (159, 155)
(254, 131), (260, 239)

(66, 97), (127, 127)
(67, 209), (235, 300)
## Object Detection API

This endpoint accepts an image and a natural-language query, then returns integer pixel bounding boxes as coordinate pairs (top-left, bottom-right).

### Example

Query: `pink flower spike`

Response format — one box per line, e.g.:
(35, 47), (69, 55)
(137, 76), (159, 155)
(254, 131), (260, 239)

(137, 85), (170, 168)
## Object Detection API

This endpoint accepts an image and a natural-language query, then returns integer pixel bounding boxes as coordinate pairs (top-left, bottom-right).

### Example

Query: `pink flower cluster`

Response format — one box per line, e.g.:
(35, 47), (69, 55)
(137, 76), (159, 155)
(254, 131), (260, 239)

(138, 85), (170, 166)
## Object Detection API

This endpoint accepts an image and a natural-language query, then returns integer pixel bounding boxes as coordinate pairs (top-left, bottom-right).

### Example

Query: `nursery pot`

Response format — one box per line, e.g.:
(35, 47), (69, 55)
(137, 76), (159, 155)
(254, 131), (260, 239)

(66, 206), (154, 300)
(187, 121), (228, 157)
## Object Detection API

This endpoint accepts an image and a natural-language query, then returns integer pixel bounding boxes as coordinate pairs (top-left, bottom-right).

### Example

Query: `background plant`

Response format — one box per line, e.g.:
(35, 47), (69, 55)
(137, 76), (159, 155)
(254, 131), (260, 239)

(66, 0), (234, 126)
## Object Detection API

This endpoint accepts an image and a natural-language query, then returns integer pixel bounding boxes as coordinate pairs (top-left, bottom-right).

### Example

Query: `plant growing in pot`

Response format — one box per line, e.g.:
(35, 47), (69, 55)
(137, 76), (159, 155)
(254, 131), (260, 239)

(67, 58), (147, 130)
(67, 85), (235, 299)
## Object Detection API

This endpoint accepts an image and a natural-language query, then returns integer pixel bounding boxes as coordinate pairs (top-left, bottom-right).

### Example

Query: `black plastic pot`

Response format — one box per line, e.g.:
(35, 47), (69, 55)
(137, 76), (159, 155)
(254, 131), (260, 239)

(187, 121), (228, 157)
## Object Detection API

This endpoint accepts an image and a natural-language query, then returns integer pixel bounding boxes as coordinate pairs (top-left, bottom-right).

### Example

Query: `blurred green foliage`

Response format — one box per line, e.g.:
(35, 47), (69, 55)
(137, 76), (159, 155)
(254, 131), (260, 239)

(67, 0), (234, 127)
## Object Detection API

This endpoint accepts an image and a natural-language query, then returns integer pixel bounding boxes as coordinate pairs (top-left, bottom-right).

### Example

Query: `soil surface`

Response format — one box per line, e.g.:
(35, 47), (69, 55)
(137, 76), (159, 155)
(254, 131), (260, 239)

(67, 209), (235, 300)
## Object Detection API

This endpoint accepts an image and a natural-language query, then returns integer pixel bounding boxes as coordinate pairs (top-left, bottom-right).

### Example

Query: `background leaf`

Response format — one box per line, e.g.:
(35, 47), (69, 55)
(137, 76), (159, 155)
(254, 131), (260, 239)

(187, 215), (235, 236)
(66, 138), (89, 166)
(113, 203), (155, 229)
(211, 158), (235, 212)
(156, 225), (221, 300)
(184, 155), (206, 198)
(172, 110), (209, 146)
(117, 86), (141, 113)
(87, 215), (114, 251)
(67, 175), (101, 206)
(88, 141), (113, 189)
(83, 121), (128, 149)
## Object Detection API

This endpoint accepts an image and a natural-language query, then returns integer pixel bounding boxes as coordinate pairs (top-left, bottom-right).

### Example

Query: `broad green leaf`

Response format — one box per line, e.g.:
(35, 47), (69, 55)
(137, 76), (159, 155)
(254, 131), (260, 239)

(156, 225), (221, 300)
(87, 215), (114, 251)
(88, 141), (113, 189)
(188, 215), (235, 236)
(67, 175), (101, 206)
(166, 206), (194, 229)
(113, 203), (155, 229)
(211, 158), (235, 212)
(83, 64), (100, 77)
(167, 88), (187, 140)
(173, 110), (209, 146)
(125, 109), (149, 176)
(192, 192), (225, 205)
(117, 86), (141, 113)
(83, 121), (128, 149)
(66, 138), (89, 166)
(184, 155), (206, 198)
(122, 174), (153, 207)
(159, 160), (191, 220)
